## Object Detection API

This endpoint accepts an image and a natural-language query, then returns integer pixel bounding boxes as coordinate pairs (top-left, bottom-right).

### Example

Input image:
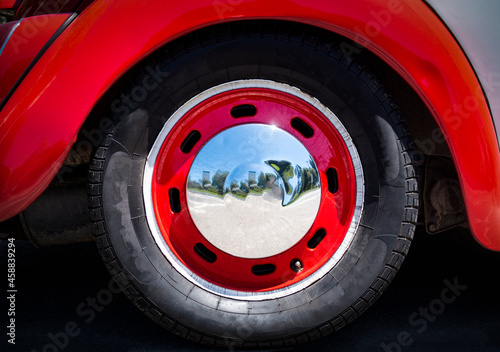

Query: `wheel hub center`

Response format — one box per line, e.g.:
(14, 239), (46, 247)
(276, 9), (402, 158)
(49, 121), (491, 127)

(186, 124), (321, 259)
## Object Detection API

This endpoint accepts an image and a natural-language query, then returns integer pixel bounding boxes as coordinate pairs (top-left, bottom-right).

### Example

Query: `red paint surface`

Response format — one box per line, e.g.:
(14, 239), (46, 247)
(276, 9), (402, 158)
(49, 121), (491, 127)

(0, 21), (16, 51)
(0, 0), (498, 250)
(0, 14), (69, 103)
(152, 88), (357, 291)
(0, 0), (17, 8)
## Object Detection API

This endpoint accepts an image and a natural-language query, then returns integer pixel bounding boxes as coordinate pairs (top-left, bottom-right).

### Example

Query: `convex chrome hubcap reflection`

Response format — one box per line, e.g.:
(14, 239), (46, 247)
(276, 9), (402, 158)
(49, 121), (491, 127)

(187, 124), (321, 259)
(144, 79), (364, 298)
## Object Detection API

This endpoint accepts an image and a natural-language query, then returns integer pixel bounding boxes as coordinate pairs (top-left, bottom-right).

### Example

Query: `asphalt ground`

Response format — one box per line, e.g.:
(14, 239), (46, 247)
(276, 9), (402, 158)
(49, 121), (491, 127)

(1, 226), (499, 352)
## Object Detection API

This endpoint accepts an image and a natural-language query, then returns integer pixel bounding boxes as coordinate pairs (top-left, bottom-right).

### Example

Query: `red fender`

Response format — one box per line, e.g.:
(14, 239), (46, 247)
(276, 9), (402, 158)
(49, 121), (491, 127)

(0, 14), (71, 103)
(0, 0), (499, 250)
(0, 0), (17, 8)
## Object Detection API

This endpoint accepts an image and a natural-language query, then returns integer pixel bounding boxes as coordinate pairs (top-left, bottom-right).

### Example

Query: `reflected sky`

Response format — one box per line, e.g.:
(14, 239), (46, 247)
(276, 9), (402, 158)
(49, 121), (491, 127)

(186, 124), (322, 259)
(187, 124), (320, 206)
(189, 124), (312, 175)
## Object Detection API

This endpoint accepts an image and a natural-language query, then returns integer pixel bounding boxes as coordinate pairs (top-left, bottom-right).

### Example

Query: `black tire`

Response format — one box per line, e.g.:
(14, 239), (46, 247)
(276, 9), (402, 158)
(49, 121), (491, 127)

(88, 22), (418, 348)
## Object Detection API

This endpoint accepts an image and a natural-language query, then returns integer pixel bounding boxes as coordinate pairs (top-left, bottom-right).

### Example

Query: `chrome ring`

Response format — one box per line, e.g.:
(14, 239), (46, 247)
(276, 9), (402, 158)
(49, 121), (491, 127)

(143, 80), (364, 300)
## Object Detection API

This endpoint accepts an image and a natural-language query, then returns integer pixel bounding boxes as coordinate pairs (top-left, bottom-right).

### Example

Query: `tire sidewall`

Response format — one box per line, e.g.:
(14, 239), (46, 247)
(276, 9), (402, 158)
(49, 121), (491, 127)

(101, 35), (407, 339)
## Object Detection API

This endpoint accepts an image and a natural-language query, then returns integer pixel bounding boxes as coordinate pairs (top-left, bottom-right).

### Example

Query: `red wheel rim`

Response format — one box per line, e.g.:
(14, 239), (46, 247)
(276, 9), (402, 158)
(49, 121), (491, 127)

(146, 81), (362, 294)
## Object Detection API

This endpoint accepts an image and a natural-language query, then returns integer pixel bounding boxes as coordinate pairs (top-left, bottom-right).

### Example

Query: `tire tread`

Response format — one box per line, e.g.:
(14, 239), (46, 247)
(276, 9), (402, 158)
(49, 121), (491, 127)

(87, 21), (419, 349)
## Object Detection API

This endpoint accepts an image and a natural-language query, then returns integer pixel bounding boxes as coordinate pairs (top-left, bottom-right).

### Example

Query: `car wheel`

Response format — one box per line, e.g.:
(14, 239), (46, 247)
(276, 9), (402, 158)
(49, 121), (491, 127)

(88, 22), (418, 348)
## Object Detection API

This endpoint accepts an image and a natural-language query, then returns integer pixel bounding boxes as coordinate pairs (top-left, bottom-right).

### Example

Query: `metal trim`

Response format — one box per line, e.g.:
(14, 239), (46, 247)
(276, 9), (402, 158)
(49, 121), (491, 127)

(143, 79), (365, 301)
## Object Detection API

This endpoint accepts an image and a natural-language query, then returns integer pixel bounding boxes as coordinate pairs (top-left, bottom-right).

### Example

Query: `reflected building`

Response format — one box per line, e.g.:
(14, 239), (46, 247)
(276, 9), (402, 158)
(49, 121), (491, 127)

(249, 171), (256, 183)
(203, 171), (210, 183)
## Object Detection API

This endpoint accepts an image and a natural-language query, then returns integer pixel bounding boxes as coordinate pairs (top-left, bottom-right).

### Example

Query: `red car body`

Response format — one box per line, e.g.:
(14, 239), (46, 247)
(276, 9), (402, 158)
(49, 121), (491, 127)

(3, 0), (500, 346)
(1, 0), (499, 250)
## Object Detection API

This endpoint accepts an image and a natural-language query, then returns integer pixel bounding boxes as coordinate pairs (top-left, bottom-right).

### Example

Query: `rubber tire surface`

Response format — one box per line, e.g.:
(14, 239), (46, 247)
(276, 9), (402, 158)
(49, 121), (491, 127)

(88, 22), (419, 349)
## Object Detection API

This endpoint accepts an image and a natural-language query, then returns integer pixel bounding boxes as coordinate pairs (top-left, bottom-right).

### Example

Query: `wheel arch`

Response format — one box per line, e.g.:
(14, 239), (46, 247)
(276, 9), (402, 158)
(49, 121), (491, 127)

(0, 0), (499, 250)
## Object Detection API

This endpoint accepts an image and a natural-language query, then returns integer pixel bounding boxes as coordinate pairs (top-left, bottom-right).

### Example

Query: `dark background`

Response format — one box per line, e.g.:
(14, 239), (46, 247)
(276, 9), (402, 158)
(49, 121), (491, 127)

(1, 226), (499, 352)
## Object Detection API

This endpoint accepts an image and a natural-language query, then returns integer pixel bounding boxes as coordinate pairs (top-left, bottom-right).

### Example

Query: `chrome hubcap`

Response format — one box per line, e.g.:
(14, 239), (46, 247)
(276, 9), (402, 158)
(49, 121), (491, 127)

(186, 124), (321, 259)
(144, 79), (364, 300)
